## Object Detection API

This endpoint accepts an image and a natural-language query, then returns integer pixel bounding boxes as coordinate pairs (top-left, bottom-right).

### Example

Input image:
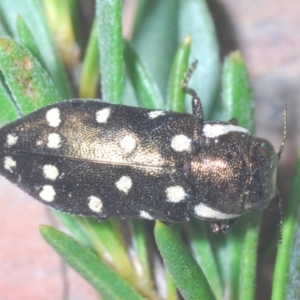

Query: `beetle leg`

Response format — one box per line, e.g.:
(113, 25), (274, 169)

(210, 218), (239, 234)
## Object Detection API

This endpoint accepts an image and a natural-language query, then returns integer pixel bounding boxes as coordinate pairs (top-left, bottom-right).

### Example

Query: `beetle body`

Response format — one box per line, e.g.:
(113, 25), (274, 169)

(0, 97), (279, 232)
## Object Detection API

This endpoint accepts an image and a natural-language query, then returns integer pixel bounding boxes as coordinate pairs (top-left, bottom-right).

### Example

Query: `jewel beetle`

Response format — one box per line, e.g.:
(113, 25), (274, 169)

(0, 63), (285, 233)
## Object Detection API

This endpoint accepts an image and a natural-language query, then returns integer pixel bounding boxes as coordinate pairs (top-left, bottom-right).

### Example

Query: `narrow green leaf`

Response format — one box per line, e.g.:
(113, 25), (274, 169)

(0, 0), (72, 98)
(96, 0), (123, 104)
(79, 21), (99, 98)
(167, 35), (191, 112)
(124, 40), (164, 109)
(130, 220), (154, 294)
(40, 225), (145, 300)
(132, 0), (179, 98)
(178, 0), (220, 115)
(42, 0), (79, 68)
(0, 38), (61, 114)
(221, 221), (246, 300)
(54, 212), (95, 250)
(272, 153), (300, 300)
(55, 214), (158, 299)
(239, 213), (261, 300)
(222, 51), (254, 131)
(186, 221), (223, 300)
(78, 219), (135, 279)
(0, 80), (19, 125)
(67, 0), (83, 48)
(17, 16), (44, 68)
(77, 218), (159, 300)
(131, 0), (148, 38)
(166, 271), (178, 300)
(155, 222), (216, 300)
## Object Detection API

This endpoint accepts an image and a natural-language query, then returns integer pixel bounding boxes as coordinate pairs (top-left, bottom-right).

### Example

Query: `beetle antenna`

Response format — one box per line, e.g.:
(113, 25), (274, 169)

(182, 60), (198, 98)
(278, 104), (287, 160)
(182, 60), (204, 125)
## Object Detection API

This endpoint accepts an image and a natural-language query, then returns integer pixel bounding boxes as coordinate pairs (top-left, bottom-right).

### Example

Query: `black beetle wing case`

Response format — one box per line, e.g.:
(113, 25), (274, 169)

(0, 100), (200, 222)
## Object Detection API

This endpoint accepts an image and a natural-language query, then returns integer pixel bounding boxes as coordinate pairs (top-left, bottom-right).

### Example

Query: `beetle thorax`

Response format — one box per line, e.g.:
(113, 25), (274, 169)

(189, 122), (278, 221)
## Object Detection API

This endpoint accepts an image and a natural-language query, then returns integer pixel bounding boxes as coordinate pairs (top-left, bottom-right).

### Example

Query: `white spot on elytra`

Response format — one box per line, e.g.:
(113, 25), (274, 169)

(194, 203), (240, 220)
(148, 110), (165, 119)
(171, 134), (191, 152)
(39, 185), (56, 202)
(6, 134), (18, 147)
(88, 196), (103, 213)
(46, 108), (61, 127)
(43, 164), (59, 181)
(203, 124), (249, 139)
(120, 135), (136, 153)
(47, 133), (62, 148)
(166, 186), (186, 203)
(140, 211), (153, 220)
(115, 176), (132, 194)
(4, 156), (16, 172)
(96, 108), (111, 123)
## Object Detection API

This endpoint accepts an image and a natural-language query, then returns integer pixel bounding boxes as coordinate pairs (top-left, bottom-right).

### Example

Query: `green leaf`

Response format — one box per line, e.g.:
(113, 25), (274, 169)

(96, 0), (123, 104)
(0, 0), (72, 98)
(214, 215), (260, 300)
(54, 212), (95, 250)
(17, 16), (44, 68)
(166, 271), (178, 300)
(42, 0), (79, 68)
(222, 51), (254, 131)
(219, 221), (245, 300)
(186, 221), (223, 300)
(77, 219), (135, 281)
(40, 225), (145, 300)
(272, 153), (300, 300)
(238, 213), (262, 299)
(0, 80), (19, 125)
(130, 220), (154, 294)
(167, 35), (192, 112)
(131, 0), (148, 38)
(79, 21), (99, 98)
(123, 40), (164, 109)
(56, 214), (159, 300)
(178, 0), (220, 115)
(79, 219), (159, 300)
(0, 38), (61, 114)
(155, 222), (216, 300)
(132, 0), (179, 98)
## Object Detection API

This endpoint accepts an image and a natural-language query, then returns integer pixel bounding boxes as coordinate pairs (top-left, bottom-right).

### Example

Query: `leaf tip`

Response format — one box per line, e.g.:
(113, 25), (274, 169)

(184, 35), (192, 46)
(39, 224), (52, 235)
(229, 50), (244, 63)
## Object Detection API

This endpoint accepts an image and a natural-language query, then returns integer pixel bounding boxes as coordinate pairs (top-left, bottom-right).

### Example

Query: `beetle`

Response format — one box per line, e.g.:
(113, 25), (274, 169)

(0, 62), (285, 233)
